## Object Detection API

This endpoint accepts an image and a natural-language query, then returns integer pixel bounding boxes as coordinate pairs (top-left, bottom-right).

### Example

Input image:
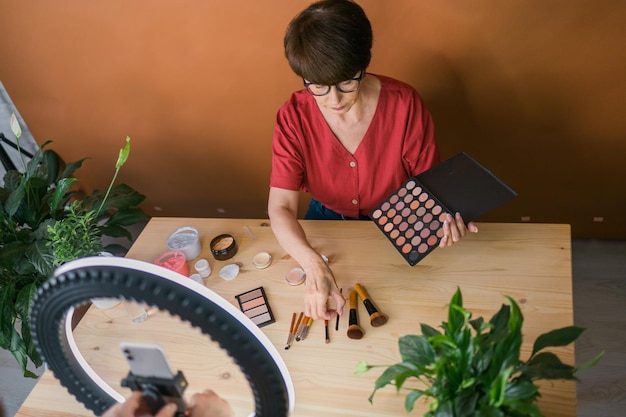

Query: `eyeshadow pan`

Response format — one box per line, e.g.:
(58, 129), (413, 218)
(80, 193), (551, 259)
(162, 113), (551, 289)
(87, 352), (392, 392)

(235, 286), (275, 327)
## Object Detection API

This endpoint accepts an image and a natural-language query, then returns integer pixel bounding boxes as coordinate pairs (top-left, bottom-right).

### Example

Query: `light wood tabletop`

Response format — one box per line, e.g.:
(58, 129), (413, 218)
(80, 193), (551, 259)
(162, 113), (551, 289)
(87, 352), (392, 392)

(16, 218), (575, 417)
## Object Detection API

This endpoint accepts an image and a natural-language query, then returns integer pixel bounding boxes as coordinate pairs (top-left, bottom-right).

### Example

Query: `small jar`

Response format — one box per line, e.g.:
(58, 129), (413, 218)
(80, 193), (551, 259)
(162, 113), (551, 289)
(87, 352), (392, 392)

(166, 226), (201, 260)
(285, 267), (306, 286)
(252, 251), (272, 269)
(194, 258), (212, 277)
(210, 234), (238, 260)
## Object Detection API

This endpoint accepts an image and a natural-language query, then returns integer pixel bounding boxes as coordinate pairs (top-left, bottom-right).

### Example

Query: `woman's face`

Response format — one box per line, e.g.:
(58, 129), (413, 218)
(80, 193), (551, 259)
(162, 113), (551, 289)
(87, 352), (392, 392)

(312, 87), (360, 114)
(304, 71), (364, 115)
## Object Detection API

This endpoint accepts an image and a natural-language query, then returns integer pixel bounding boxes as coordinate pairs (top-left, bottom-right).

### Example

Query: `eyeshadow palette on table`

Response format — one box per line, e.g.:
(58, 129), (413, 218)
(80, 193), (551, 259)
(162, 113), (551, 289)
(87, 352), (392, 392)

(370, 152), (518, 266)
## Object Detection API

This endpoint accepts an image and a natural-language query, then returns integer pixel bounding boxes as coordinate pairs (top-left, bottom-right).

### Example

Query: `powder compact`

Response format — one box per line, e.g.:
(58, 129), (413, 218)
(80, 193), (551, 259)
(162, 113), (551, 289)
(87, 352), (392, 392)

(285, 267), (306, 286)
(235, 286), (275, 327)
(370, 152), (517, 266)
(210, 233), (238, 260)
(252, 251), (272, 269)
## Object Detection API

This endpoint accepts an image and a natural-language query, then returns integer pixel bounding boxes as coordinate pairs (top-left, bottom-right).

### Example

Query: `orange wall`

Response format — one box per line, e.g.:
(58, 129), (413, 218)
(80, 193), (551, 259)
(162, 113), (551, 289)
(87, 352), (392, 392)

(1, 1), (624, 238)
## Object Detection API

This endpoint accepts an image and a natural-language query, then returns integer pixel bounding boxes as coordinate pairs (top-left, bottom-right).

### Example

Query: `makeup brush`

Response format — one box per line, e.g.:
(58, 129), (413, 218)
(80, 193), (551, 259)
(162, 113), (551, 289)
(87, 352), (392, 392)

(300, 317), (314, 340)
(346, 289), (364, 340)
(324, 319), (330, 344)
(284, 312), (297, 350)
(290, 312), (304, 345)
(296, 315), (309, 341)
(335, 288), (343, 331)
(354, 283), (388, 327)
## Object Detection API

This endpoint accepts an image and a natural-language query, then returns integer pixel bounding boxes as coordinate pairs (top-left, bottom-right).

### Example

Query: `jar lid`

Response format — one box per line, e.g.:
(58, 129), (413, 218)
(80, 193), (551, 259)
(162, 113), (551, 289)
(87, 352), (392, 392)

(285, 267), (305, 286)
(252, 252), (272, 269)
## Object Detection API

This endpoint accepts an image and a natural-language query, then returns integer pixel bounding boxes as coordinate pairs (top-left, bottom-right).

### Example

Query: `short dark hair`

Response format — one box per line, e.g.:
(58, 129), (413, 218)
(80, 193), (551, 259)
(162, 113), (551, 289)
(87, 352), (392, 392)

(284, 0), (373, 85)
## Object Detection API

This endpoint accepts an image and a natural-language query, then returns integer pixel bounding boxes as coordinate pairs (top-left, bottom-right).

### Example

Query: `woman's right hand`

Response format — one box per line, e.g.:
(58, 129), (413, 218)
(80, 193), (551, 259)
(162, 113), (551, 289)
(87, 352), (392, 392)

(303, 256), (345, 320)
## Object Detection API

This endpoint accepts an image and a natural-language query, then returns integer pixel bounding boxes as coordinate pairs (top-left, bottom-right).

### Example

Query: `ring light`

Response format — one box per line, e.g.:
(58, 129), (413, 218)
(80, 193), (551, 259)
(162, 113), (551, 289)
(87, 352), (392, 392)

(29, 256), (295, 416)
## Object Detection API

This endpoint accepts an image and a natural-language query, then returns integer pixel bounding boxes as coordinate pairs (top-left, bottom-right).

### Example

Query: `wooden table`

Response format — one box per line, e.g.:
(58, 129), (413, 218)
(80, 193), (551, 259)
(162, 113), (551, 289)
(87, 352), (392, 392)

(16, 218), (575, 417)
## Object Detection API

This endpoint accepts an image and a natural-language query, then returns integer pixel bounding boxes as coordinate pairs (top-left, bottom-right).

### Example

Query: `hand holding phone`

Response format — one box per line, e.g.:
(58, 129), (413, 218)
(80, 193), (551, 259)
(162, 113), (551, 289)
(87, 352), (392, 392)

(120, 342), (188, 416)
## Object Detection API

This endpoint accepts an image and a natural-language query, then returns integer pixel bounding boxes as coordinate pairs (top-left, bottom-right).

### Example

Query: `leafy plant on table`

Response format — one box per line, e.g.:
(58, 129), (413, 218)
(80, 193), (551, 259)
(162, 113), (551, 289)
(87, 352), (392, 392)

(356, 287), (603, 417)
(0, 114), (150, 377)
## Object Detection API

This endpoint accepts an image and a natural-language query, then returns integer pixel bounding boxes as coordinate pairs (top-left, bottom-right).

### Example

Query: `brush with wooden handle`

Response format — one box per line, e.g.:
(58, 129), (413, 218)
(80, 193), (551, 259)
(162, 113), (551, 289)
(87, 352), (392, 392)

(354, 283), (388, 327)
(347, 289), (365, 339)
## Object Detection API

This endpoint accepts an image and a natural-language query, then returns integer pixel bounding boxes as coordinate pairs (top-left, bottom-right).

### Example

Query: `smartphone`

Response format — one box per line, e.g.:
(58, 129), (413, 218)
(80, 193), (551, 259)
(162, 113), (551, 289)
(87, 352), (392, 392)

(120, 342), (187, 414)
(120, 342), (176, 379)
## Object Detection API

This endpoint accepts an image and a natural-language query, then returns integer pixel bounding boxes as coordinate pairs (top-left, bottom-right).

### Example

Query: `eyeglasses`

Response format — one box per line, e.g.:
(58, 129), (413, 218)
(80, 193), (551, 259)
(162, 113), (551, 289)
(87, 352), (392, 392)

(303, 70), (365, 96)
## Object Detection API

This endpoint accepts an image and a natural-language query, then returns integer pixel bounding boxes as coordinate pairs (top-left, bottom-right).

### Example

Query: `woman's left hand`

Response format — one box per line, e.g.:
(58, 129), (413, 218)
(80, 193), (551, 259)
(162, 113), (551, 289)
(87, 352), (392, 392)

(439, 212), (478, 247)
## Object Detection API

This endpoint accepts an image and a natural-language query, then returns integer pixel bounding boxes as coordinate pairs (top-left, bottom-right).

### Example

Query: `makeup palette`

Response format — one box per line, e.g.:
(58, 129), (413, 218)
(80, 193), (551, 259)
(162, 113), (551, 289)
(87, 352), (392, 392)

(235, 286), (276, 327)
(370, 152), (517, 266)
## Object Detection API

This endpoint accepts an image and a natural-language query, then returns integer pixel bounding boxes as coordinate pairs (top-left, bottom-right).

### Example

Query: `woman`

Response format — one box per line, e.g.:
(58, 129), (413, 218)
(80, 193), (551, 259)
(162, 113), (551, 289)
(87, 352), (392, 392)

(268, 0), (477, 321)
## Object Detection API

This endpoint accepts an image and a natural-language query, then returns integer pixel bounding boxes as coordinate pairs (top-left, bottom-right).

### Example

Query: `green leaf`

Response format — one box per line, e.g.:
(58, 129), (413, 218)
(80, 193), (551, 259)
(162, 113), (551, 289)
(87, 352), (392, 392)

(374, 363), (420, 391)
(531, 326), (585, 357)
(421, 323), (441, 338)
(88, 183), (146, 213)
(489, 366), (512, 407)
(505, 296), (523, 335)
(99, 223), (132, 240)
(49, 177), (77, 213)
(59, 156), (88, 180)
(447, 287), (466, 335)
(433, 399), (454, 417)
(524, 351), (577, 380)
(405, 389), (425, 412)
(503, 378), (538, 401)
(576, 351), (604, 372)
(399, 334), (436, 366)
(105, 206), (150, 228)
(5, 183), (25, 217)
(454, 390), (479, 417)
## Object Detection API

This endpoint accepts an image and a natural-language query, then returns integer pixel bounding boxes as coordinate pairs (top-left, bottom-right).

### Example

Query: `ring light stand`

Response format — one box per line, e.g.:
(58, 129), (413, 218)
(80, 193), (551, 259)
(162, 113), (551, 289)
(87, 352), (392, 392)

(29, 256), (295, 416)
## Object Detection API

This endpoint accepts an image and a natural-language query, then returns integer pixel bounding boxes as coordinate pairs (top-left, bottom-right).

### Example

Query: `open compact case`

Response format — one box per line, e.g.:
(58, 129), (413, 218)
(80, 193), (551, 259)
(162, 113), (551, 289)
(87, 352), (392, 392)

(370, 152), (518, 266)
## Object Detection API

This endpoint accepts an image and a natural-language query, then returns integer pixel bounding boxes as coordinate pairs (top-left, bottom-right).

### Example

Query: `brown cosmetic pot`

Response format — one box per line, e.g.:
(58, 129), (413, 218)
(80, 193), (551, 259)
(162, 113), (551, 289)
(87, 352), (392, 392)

(210, 234), (238, 260)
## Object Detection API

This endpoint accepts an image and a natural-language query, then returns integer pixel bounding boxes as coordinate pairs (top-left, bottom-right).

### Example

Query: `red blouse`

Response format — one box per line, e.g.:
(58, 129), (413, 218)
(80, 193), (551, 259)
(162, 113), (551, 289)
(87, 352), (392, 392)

(270, 74), (440, 218)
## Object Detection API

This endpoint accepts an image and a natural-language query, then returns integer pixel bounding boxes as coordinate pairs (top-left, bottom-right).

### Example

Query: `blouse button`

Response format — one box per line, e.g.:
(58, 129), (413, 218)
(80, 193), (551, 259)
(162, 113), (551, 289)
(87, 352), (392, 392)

(352, 199), (358, 205)
(349, 161), (357, 168)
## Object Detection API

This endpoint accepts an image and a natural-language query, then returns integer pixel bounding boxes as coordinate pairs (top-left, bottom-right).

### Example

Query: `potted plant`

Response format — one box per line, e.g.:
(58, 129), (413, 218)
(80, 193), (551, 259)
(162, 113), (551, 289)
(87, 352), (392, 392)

(0, 114), (150, 377)
(356, 287), (603, 417)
